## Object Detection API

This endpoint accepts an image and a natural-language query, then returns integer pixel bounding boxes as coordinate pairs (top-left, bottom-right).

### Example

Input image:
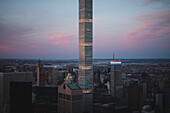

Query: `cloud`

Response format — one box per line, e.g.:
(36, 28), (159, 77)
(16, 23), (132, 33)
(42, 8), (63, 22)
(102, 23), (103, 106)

(133, 12), (170, 21)
(142, 0), (170, 6)
(142, 0), (160, 6)
(122, 11), (170, 55)
(0, 45), (11, 50)
(46, 32), (75, 45)
(125, 12), (170, 40)
(30, 27), (56, 30)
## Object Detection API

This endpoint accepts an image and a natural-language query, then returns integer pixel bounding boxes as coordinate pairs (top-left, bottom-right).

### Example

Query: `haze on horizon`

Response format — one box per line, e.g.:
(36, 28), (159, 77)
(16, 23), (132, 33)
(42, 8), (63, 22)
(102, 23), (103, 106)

(0, 0), (170, 59)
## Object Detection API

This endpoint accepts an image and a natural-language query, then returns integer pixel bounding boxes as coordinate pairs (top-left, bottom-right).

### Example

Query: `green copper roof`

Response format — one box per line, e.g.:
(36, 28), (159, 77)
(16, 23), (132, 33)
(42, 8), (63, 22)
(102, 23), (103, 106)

(67, 84), (80, 90)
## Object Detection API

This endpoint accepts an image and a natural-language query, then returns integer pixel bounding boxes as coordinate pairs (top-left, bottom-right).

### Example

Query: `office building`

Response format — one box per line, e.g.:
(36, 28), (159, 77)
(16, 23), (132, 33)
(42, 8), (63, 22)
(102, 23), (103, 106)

(93, 69), (100, 84)
(127, 82), (142, 111)
(33, 86), (58, 113)
(0, 72), (32, 113)
(110, 61), (123, 94)
(37, 59), (45, 86)
(58, 84), (82, 113)
(78, 0), (93, 112)
(53, 66), (58, 85)
(110, 60), (124, 106)
(10, 82), (32, 113)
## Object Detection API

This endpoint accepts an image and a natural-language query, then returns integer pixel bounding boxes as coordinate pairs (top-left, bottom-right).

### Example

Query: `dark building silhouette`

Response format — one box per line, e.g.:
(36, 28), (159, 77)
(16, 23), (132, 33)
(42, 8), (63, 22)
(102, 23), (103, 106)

(33, 86), (58, 113)
(0, 72), (32, 113)
(10, 82), (32, 113)
(127, 82), (142, 111)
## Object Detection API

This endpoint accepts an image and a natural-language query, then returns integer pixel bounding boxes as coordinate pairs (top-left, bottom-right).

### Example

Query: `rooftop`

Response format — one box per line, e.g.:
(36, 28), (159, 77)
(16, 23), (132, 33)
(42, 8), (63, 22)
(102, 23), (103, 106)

(67, 84), (81, 90)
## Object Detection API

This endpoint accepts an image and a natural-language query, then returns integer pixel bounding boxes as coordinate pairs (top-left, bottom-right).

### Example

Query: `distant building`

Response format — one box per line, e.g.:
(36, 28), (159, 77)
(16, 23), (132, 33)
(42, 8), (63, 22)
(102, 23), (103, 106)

(155, 93), (164, 113)
(47, 67), (53, 85)
(164, 76), (170, 113)
(110, 61), (122, 95)
(37, 59), (45, 86)
(110, 61), (124, 105)
(0, 72), (32, 113)
(94, 69), (100, 84)
(65, 73), (74, 84)
(127, 82), (142, 111)
(53, 66), (58, 85)
(58, 84), (82, 113)
(10, 82), (32, 113)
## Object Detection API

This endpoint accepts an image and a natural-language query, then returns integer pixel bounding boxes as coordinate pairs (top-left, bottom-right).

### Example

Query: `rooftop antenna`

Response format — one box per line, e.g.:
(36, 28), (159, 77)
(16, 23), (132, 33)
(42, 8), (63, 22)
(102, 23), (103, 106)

(113, 53), (114, 61)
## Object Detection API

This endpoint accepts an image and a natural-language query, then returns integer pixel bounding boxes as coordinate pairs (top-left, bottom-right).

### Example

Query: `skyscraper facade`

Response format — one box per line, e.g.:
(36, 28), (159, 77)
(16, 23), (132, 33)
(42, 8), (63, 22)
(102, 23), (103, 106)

(110, 61), (124, 106)
(110, 61), (122, 96)
(37, 59), (45, 86)
(78, 0), (93, 113)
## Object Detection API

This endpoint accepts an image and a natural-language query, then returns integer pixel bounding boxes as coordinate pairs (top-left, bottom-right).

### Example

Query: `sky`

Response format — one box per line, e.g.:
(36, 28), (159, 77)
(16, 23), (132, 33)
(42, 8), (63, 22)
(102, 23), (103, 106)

(0, 0), (170, 59)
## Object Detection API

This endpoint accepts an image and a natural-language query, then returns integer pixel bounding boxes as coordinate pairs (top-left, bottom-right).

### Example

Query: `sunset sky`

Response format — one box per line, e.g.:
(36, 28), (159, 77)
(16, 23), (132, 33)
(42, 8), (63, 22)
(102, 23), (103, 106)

(0, 0), (170, 59)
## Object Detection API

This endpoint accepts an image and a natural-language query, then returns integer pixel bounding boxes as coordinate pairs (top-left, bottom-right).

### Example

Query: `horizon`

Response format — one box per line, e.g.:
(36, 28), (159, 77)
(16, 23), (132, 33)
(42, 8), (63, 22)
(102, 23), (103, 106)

(1, 58), (170, 60)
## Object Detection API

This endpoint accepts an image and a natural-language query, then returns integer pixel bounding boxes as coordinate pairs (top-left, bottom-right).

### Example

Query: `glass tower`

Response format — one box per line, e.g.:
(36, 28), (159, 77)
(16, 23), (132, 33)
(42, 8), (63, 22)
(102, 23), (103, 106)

(78, 0), (93, 113)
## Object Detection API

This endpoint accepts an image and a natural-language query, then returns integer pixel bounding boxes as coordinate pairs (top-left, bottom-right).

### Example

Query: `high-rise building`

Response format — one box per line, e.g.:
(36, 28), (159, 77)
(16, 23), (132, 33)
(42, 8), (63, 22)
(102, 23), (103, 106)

(110, 61), (124, 106)
(93, 69), (100, 84)
(10, 82), (32, 113)
(33, 86), (58, 113)
(78, 0), (93, 113)
(127, 82), (142, 111)
(110, 61), (122, 96)
(37, 59), (45, 86)
(58, 84), (82, 113)
(52, 66), (58, 85)
(0, 72), (32, 113)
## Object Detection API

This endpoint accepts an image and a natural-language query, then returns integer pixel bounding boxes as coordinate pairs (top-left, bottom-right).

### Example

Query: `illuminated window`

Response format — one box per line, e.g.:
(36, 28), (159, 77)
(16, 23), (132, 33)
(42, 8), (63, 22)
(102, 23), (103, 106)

(79, 18), (92, 23)
(82, 89), (92, 94)
(79, 66), (92, 70)
(80, 42), (92, 46)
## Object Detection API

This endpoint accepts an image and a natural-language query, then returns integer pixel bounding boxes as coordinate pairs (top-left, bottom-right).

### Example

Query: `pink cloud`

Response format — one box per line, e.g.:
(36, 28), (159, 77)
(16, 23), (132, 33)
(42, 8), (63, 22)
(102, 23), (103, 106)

(46, 32), (74, 46)
(142, 0), (160, 6)
(123, 12), (170, 51)
(31, 27), (56, 30)
(126, 12), (170, 40)
(141, 0), (170, 6)
(0, 45), (10, 50)
(133, 12), (170, 21)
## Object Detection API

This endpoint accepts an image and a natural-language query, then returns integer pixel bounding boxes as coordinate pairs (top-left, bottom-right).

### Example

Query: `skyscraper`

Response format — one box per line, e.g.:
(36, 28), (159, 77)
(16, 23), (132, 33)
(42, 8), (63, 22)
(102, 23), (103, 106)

(78, 0), (93, 113)
(37, 59), (45, 86)
(110, 61), (122, 96)
(110, 61), (124, 106)
(10, 82), (32, 113)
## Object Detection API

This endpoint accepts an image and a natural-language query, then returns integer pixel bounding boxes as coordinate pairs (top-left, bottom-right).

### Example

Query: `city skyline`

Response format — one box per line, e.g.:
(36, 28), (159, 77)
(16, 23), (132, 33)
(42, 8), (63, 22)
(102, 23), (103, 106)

(0, 0), (170, 59)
